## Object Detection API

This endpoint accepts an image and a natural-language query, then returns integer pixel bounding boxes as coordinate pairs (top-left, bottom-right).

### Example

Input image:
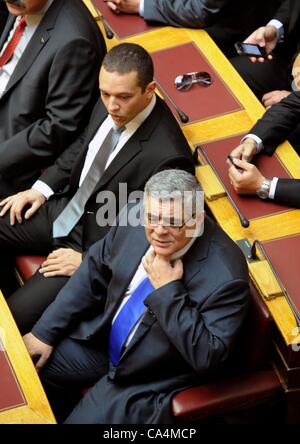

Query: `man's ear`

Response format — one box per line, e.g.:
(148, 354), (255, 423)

(146, 80), (156, 98)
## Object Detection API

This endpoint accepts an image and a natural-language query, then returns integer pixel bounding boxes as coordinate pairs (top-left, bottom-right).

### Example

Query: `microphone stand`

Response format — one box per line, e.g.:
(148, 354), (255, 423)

(155, 79), (189, 124)
(197, 145), (250, 228)
(91, 1), (114, 39)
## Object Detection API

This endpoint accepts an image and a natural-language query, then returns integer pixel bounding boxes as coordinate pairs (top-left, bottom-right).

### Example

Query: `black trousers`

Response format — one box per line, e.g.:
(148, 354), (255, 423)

(230, 52), (291, 100)
(40, 337), (108, 423)
(0, 197), (82, 334)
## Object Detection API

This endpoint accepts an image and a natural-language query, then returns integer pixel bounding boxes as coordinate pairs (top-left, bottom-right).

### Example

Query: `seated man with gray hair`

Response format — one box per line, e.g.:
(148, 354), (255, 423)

(23, 169), (249, 424)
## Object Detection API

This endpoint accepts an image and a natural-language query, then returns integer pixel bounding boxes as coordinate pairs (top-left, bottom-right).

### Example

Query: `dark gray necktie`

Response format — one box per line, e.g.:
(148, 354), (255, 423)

(52, 125), (125, 239)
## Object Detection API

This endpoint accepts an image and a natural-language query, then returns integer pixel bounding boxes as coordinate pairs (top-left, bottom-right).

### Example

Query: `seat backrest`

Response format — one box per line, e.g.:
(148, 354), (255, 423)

(227, 280), (273, 373)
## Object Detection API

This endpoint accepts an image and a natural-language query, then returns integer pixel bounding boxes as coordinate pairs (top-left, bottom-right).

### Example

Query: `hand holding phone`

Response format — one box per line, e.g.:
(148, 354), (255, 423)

(234, 42), (268, 58)
(227, 155), (243, 173)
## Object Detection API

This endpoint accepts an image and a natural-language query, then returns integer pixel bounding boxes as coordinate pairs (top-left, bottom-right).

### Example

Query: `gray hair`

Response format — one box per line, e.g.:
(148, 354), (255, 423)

(144, 169), (204, 216)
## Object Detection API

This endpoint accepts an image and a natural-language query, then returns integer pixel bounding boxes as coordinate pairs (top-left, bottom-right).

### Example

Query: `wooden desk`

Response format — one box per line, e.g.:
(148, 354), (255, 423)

(0, 292), (55, 424)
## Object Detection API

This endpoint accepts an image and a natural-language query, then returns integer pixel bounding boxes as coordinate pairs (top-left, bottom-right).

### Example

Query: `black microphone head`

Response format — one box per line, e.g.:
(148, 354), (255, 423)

(178, 109), (189, 123)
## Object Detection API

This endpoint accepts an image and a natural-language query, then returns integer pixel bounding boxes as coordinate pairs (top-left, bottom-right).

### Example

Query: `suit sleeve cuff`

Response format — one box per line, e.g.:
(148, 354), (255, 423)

(268, 19), (284, 42)
(269, 177), (278, 199)
(32, 180), (54, 200)
(241, 134), (264, 153)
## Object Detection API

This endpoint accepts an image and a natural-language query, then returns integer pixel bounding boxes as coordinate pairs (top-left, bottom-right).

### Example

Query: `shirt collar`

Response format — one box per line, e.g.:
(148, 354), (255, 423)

(170, 218), (204, 261)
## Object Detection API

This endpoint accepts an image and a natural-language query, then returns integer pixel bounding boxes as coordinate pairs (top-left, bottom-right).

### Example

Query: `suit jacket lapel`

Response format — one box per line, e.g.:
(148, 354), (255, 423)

(0, 15), (14, 50)
(69, 100), (107, 190)
(2, 0), (62, 98)
(101, 225), (149, 329)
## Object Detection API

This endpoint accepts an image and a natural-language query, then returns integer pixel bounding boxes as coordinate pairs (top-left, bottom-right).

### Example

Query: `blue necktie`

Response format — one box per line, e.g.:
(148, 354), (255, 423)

(109, 277), (154, 366)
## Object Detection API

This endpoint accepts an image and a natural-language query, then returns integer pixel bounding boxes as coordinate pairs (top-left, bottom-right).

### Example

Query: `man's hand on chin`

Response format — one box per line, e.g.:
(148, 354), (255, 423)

(142, 250), (183, 289)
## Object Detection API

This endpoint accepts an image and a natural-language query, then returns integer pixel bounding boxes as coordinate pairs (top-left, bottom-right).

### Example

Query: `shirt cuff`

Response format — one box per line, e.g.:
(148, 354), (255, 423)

(32, 180), (54, 200)
(268, 19), (284, 42)
(241, 134), (264, 153)
(139, 0), (144, 16)
(269, 177), (278, 199)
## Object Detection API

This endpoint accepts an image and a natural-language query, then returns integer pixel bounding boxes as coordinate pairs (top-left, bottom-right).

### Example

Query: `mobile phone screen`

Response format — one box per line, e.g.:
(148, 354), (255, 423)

(241, 44), (263, 56)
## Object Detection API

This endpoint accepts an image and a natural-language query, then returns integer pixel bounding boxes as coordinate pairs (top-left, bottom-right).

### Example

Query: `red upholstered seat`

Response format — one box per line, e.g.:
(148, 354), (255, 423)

(15, 255), (46, 283)
(172, 282), (283, 421)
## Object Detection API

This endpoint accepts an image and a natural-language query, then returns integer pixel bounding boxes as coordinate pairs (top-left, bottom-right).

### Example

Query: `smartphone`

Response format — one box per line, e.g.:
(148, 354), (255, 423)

(227, 155), (243, 172)
(234, 42), (268, 58)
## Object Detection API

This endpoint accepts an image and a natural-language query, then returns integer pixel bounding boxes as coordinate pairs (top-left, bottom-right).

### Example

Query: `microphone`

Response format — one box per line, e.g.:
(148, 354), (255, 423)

(250, 240), (300, 328)
(155, 80), (189, 124)
(91, 2), (114, 40)
(198, 146), (250, 228)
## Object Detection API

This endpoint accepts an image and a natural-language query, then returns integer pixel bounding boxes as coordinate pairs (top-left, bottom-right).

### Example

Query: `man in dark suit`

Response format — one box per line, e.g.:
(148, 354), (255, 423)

(227, 90), (300, 208)
(106, 0), (281, 57)
(230, 0), (299, 100)
(0, 0), (106, 196)
(23, 169), (249, 424)
(0, 43), (194, 334)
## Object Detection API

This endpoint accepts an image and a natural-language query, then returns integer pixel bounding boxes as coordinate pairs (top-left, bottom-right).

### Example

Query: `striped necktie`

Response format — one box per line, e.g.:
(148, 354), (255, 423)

(0, 17), (27, 69)
(52, 125), (125, 239)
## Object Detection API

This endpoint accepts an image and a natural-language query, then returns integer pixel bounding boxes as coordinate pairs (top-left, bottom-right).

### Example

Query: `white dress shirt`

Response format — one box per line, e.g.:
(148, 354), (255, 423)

(0, 0), (54, 98)
(33, 94), (157, 198)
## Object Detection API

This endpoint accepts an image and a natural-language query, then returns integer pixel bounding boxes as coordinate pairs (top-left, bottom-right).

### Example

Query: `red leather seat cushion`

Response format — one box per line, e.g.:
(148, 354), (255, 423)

(172, 370), (282, 421)
(15, 255), (46, 282)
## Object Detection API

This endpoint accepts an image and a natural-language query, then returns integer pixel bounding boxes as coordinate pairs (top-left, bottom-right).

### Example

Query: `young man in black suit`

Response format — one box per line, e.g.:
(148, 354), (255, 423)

(0, 0), (106, 196)
(0, 43), (194, 334)
(23, 169), (249, 424)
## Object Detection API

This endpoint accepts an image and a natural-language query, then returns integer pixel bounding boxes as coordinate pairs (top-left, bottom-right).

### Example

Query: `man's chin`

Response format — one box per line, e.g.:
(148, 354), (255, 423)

(153, 245), (173, 257)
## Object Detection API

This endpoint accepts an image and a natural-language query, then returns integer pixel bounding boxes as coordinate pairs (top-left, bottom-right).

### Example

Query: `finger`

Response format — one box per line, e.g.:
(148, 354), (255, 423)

(173, 259), (183, 274)
(24, 202), (40, 220)
(229, 164), (242, 180)
(255, 28), (266, 46)
(40, 259), (62, 270)
(42, 270), (63, 278)
(142, 256), (149, 272)
(0, 200), (13, 217)
(107, 1), (118, 11)
(13, 206), (24, 225)
(231, 158), (251, 171)
(10, 206), (18, 226)
(0, 197), (11, 207)
(35, 355), (47, 372)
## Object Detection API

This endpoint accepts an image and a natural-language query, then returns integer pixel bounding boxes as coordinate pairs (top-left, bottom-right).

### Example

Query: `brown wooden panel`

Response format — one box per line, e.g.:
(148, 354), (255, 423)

(92, 0), (161, 38)
(151, 42), (243, 125)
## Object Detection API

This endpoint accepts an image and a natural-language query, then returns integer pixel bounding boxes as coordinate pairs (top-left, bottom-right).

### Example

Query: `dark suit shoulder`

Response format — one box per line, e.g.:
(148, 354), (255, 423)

(201, 216), (248, 280)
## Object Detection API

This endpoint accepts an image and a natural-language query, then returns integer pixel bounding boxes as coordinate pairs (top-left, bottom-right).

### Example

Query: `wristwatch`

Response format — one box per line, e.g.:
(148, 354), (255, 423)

(256, 178), (271, 199)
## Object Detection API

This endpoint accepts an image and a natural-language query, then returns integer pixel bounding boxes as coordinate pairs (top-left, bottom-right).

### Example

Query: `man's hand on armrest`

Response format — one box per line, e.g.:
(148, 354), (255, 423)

(0, 189), (46, 225)
(23, 332), (53, 372)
